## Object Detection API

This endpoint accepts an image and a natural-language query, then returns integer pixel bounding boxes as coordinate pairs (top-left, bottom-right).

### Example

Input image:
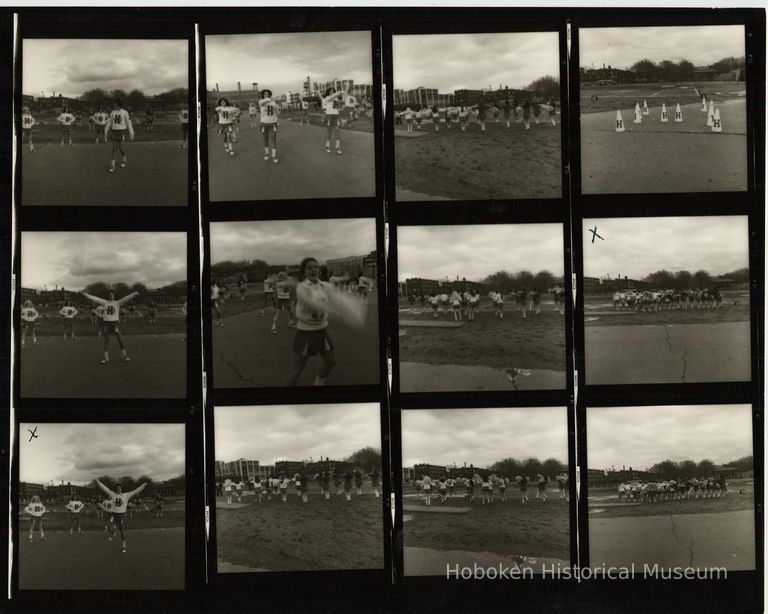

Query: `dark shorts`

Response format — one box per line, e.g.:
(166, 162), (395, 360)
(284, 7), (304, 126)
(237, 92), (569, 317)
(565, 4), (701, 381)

(263, 292), (275, 305)
(22, 320), (36, 330)
(110, 130), (126, 142)
(261, 123), (277, 135)
(103, 321), (120, 334)
(293, 328), (333, 358)
(277, 297), (291, 310)
(357, 286), (367, 295)
(61, 125), (71, 136)
(325, 115), (340, 127)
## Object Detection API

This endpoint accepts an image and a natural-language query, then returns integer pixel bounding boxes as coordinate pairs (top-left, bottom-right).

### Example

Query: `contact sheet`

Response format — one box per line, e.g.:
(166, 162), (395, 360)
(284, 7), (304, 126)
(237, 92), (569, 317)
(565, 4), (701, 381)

(1, 6), (764, 614)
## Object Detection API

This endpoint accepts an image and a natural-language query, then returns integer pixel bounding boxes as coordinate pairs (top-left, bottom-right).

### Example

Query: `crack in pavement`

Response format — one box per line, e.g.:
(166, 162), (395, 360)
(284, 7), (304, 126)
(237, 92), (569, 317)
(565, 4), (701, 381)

(669, 515), (681, 544)
(681, 348), (689, 383)
(688, 536), (695, 567)
(213, 348), (259, 387)
(663, 324), (674, 353)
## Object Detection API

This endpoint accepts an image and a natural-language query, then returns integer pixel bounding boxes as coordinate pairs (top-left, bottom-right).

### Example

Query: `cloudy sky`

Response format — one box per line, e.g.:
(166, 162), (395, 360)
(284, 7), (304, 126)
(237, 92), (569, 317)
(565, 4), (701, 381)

(21, 231), (186, 291)
(23, 39), (188, 98)
(20, 423), (185, 485)
(215, 404), (381, 464)
(393, 32), (560, 92)
(583, 216), (748, 280)
(580, 25), (744, 70)
(210, 218), (376, 266)
(206, 31), (372, 94)
(401, 407), (568, 467)
(397, 224), (563, 281)
(587, 405), (752, 470)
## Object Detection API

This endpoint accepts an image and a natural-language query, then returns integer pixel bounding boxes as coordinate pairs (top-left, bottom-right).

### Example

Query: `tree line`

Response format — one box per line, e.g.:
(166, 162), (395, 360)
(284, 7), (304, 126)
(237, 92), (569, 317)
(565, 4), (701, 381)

(648, 455), (752, 480)
(81, 280), (187, 298)
(86, 473), (185, 493)
(482, 270), (559, 293)
(80, 87), (188, 110)
(211, 259), (269, 281)
(526, 75), (560, 99)
(642, 267), (747, 290)
(581, 55), (745, 83)
(488, 456), (566, 478)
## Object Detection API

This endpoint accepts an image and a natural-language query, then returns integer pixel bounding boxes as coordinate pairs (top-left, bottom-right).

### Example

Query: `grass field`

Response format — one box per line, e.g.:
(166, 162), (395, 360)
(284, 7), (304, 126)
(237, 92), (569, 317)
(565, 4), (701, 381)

(216, 490), (384, 572)
(402, 483), (570, 561)
(398, 298), (565, 370)
(588, 480), (754, 519)
(580, 82), (747, 194)
(212, 286), (379, 388)
(394, 116), (561, 201)
(279, 110), (376, 133)
(583, 291), (750, 327)
(580, 81), (745, 115)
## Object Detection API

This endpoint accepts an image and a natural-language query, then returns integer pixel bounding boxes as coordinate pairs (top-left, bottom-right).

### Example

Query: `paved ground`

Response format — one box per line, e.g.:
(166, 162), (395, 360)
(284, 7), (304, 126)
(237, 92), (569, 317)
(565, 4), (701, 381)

(18, 527), (185, 590)
(581, 99), (747, 194)
(399, 362), (565, 392)
(22, 141), (188, 206)
(585, 321), (751, 385)
(207, 120), (376, 201)
(20, 333), (187, 398)
(211, 296), (379, 388)
(589, 509), (755, 571)
(404, 546), (568, 577)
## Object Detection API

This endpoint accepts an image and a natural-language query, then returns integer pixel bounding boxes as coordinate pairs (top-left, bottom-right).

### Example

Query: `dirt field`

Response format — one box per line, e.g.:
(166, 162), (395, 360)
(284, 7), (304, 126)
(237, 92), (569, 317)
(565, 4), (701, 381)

(402, 484), (570, 561)
(398, 299), (565, 370)
(580, 82), (747, 194)
(394, 117), (561, 201)
(216, 491), (384, 572)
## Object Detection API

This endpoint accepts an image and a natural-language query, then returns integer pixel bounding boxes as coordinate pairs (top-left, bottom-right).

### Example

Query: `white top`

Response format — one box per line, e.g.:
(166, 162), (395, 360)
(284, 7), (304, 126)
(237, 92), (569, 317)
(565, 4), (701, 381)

(83, 292), (138, 322)
(179, 109), (189, 124)
(59, 306), (78, 318)
(66, 500), (85, 513)
(106, 109), (133, 135)
(215, 106), (234, 125)
(322, 92), (345, 116)
(57, 112), (75, 125)
(96, 479), (146, 514)
(295, 279), (330, 331)
(22, 113), (36, 129)
(259, 98), (279, 124)
(21, 306), (39, 322)
(25, 502), (47, 517)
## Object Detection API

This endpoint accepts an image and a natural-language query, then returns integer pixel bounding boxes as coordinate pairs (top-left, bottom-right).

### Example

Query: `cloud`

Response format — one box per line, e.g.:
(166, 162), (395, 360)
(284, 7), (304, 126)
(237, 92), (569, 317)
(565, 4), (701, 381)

(23, 39), (188, 98)
(215, 404), (381, 464)
(205, 31), (373, 94)
(20, 423), (185, 485)
(587, 405), (753, 470)
(210, 219), (377, 266)
(579, 25), (745, 70)
(397, 224), (564, 281)
(393, 32), (560, 92)
(21, 232), (187, 290)
(401, 407), (568, 467)
(583, 216), (748, 279)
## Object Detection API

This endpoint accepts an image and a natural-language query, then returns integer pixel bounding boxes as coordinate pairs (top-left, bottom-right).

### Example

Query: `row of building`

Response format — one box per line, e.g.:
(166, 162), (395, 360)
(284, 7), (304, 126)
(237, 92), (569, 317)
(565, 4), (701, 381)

(207, 76), (373, 110)
(581, 65), (743, 85)
(20, 287), (184, 306)
(392, 84), (543, 110)
(398, 278), (488, 298)
(20, 480), (185, 501)
(586, 465), (753, 487)
(214, 458), (361, 481)
(582, 275), (748, 295)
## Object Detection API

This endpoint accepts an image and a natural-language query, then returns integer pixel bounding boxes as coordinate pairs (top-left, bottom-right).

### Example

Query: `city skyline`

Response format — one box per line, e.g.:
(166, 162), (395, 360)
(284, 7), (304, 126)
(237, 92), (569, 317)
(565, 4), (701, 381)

(205, 31), (372, 95)
(587, 405), (753, 470)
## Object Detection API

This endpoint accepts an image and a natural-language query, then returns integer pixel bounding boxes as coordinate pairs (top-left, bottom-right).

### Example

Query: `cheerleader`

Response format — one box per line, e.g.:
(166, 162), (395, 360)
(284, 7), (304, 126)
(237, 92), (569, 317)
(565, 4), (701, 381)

(370, 469), (381, 498)
(334, 471), (343, 496)
(450, 290), (462, 322)
(296, 472), (308, 503)
(279, 475), (289, 503)
(423, 475), (434, 506)
(546, 98), (558, 126)
(25, 495), (47, 542)
(481, 476), (491, 505)
(20, 299), (40, 348)
(476, 101), (487, 132)
(499, 478), (508, 502)
(271, 272), (296, 334)
(21, 106), (36, 152)
(211, 282), (224, 327)
(503, 100), (512, 128)
(519, 475), (529, 504)
(96, 479), (147, 553)
(536, 474), (548, 501)
(252, 476), (263, 503)
(430, 294), (440, 319)
(465, 477), (475, 502)
(446, 477), (455, 499)
(430, 105), (439, 132)
(319, 472), (331, 500)
(343, 470), (353, 502)
(258, 89), (280, 163)
(223, 478), (233, 504)
(354, 469), (364, 496)
(459, 106), (469, 131)
(66, 494), (85, 535)
(214, 97), (236, 156)
(178, 104), (190, 149)
(98, 499), (115, 533)
(82, 289), (139, 363)
(234, 479), (244, 503)
(57, 105), (76, 147)
(415, 108), (423, 130)
(438, 478), (448, 503)
(104, 99), (134, 173)
(522, 100), (532, 131)
(320, 88), (345, 154)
